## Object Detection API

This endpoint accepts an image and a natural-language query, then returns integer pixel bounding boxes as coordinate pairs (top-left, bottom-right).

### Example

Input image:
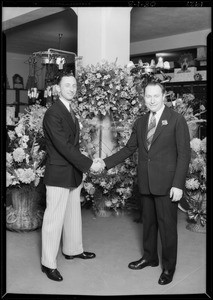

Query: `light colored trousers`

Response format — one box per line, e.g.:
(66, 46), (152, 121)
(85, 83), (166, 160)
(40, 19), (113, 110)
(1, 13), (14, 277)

(41, 184), (83, 269)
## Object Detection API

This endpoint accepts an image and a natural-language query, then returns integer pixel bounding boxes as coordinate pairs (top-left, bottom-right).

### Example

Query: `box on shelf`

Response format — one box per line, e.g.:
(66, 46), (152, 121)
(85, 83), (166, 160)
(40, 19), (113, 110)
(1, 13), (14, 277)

(174, 67), (197, 82)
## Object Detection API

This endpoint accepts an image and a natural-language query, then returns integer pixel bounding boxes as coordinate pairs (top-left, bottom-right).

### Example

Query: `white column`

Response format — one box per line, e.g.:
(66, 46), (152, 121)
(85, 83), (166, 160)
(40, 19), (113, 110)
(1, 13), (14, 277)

(76, 7), (132, 67)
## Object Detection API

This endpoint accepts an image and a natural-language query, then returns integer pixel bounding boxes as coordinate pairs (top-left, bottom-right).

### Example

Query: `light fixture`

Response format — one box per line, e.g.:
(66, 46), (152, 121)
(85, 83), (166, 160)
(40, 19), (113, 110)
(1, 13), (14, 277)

(32, 48), (77, 67)
(28, 34), (84, 102)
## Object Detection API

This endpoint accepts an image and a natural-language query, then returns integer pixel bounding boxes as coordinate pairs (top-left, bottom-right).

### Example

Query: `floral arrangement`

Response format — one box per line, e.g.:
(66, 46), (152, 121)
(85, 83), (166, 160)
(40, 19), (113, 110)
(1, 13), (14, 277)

(184, 137), (206, 226)
(6, 102), (48, 189)
(74, 60), (150, 213)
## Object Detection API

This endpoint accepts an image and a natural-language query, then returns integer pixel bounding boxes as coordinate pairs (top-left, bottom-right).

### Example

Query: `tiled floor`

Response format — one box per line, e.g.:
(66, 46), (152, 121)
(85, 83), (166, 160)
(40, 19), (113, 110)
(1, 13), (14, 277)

(6, 208), (206, 296)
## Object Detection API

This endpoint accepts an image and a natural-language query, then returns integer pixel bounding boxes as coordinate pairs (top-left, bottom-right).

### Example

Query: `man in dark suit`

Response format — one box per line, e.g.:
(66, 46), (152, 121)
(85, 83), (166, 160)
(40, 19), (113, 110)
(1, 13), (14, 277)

(41, 72), (104, 281)
(102, 81), (191, 285)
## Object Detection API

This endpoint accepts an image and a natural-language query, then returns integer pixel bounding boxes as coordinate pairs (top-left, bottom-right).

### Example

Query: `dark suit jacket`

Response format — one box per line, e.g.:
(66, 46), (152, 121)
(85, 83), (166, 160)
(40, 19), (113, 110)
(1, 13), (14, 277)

(104, 106), (191, 195)
(43, 99), (92, 188)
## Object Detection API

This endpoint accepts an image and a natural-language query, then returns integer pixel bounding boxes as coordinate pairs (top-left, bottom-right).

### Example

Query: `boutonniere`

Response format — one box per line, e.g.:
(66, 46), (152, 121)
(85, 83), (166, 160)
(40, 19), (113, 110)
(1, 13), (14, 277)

(162, 120), (168, 126)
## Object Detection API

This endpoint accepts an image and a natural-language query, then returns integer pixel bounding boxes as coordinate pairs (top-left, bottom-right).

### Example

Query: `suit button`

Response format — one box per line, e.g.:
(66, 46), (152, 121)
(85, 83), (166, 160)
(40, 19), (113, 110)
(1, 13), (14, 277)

(148, 159), (150, 162)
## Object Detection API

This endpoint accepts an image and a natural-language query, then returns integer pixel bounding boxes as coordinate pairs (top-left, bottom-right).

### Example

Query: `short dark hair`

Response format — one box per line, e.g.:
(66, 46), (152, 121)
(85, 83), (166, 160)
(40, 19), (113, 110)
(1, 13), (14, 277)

(144, 81), (165, 94)
(55, 70), (75, 85)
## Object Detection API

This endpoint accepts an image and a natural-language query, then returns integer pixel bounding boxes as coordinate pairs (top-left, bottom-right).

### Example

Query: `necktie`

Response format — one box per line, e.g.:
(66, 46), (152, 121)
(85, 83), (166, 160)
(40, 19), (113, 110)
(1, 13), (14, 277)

(147, 112), (156, 150)
(69, 103), (76, 124)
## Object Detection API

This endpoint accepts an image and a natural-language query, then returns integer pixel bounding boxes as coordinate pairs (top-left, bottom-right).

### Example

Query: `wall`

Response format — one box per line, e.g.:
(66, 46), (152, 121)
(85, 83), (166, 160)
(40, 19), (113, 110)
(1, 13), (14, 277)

(130, 29), (211, 56)
(2, 8), (41, 22)
(77, 7), (131, 66)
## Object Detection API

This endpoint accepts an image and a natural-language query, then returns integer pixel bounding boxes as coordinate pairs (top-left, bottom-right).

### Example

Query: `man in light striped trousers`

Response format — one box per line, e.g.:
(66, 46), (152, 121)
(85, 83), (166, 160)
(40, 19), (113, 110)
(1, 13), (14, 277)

(41, 71), (103, 281)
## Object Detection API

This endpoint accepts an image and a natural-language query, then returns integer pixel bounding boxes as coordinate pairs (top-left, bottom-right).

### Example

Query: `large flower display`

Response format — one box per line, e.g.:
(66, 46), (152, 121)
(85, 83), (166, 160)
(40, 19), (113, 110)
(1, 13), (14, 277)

(6, 103), (49, 231)
(73, 61), (149, 214)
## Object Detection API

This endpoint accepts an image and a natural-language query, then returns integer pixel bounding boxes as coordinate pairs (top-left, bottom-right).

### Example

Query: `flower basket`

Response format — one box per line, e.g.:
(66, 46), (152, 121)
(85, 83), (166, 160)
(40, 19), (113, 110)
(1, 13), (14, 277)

(6, 186), (44, 232)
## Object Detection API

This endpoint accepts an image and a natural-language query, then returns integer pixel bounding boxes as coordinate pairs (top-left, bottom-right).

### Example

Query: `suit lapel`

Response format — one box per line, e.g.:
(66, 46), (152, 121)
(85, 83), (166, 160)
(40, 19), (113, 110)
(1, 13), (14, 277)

(151, 106), (172, 146)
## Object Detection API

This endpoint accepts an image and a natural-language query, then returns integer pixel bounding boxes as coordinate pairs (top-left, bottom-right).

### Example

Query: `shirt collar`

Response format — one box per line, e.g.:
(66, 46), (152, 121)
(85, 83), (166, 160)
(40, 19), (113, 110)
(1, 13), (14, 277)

(59, 97), (70, 111)
(155, 104), (165, 118)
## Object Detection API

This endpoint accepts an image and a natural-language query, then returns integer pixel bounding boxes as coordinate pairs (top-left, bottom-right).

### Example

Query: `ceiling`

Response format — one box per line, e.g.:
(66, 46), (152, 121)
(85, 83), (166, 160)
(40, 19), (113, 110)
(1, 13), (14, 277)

(3, 7), (211, 56)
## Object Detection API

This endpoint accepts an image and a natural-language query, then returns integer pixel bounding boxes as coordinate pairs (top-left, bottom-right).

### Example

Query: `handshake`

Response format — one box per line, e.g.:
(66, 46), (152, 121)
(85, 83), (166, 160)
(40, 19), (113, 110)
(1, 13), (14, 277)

(90, 158), (106, 174)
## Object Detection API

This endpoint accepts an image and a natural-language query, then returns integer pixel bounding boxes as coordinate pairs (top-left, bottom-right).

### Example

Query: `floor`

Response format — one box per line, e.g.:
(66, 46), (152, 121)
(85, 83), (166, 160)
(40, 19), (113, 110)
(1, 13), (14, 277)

(6, 208), (206, 297)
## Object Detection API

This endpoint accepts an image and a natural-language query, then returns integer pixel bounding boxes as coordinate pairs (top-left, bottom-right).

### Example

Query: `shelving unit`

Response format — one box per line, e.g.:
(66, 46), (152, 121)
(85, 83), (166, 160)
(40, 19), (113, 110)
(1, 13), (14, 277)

(164, 80), (207, 103)
(165, 80), (207, 139)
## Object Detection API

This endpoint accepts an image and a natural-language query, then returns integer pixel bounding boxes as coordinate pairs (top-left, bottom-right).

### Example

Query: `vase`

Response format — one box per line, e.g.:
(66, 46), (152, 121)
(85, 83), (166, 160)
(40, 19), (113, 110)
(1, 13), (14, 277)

(6, 186), (44, 232)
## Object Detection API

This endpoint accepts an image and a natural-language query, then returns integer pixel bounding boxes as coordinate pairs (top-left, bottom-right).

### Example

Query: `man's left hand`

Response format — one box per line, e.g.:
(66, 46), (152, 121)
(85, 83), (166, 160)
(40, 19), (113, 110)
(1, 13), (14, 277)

(170, 187), (183, 202)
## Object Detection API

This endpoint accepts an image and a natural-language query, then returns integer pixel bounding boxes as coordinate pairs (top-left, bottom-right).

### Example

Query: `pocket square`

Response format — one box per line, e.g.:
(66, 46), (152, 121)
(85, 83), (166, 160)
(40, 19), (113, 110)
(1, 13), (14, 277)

(162, 120), (168, 126)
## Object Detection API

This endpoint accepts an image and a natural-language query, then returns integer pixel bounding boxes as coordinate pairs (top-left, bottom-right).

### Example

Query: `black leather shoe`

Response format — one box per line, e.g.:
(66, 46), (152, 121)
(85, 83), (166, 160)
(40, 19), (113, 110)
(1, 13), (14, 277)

(128, 258), (159, 270)
(41, 265), (63, 281)
(62, 251), (96, 260)
(158, 269), (175, 285)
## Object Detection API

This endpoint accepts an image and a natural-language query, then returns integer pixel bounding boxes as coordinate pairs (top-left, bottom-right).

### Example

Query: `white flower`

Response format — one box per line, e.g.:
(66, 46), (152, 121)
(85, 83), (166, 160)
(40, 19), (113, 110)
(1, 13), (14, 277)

(6, 172), (14, 187)
(13, 148), (25, 162)
(21, 135), (29, 143)
(105, 200), (112, 207)
(15, 168), (35, 184)
(185, 178), (200, 190)
(6, 153), (13, 165)
(190, 138), (202, 153)
(84, 182), (95, 195)
(112, 198), (118, 204)
(15, 123), (24, 137)
(8, 130), (16, 140)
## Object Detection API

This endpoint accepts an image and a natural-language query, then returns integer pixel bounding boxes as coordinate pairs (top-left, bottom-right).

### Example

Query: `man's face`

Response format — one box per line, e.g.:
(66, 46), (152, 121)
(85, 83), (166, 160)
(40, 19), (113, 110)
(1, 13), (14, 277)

(58, 76), (77, 101)
(144, 85), (165, 113)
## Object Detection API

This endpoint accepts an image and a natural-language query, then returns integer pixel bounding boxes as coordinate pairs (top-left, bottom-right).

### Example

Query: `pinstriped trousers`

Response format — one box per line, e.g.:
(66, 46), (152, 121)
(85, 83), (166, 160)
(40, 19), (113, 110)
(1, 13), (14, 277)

(41, 183), (84, 269)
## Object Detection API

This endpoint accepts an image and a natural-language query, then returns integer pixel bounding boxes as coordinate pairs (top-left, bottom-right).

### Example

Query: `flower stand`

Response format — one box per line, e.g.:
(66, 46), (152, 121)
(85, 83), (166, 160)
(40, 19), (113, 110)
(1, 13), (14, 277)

(6, 186), (44, 232)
